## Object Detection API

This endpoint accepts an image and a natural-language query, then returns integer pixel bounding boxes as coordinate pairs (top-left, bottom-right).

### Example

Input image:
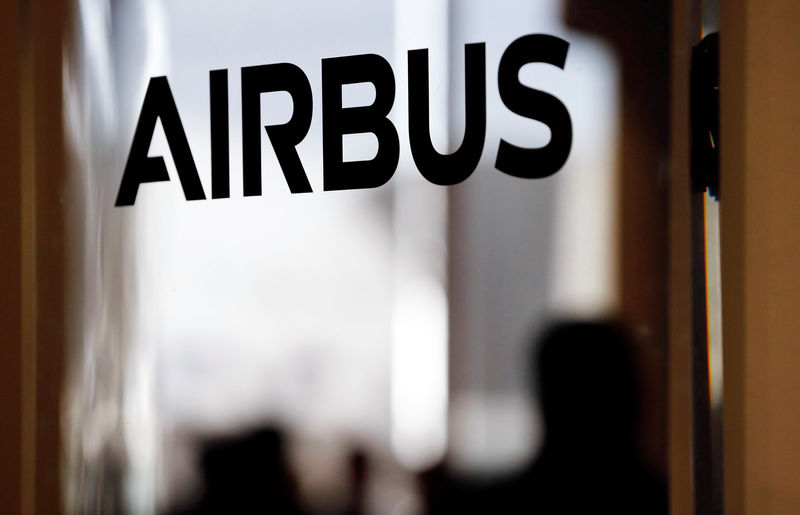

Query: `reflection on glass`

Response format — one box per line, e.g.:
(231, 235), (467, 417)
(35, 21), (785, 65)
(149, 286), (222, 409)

(63, 0), (628, 512)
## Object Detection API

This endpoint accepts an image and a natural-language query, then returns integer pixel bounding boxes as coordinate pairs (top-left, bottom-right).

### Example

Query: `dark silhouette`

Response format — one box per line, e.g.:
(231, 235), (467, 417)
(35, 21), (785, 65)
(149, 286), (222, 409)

(499, 321), (667, 514)
(175, 427), (304, 514)
(423, 321), (667, 514)
(344, 449), (369, 515)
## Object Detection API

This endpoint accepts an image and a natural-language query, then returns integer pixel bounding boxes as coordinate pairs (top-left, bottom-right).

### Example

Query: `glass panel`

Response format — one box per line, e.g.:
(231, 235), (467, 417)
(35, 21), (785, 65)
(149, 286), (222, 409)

(62, 1), (671, 512)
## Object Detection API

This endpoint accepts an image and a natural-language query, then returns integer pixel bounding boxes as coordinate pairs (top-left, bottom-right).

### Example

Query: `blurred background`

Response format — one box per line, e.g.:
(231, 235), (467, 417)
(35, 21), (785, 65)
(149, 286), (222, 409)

(61, 0), (668, 512)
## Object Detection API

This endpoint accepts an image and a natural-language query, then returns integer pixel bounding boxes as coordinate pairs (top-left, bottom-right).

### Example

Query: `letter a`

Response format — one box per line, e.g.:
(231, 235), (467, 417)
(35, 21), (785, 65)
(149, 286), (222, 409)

(116, 76), (205, 206)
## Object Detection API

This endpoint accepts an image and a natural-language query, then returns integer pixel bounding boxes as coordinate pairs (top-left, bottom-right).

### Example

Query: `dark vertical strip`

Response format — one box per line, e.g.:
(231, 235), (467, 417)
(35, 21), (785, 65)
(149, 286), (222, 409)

(210, 69), (230, 199)
(690, 32), (722, 515)
(32, 0), (66, 512)
(0, 0), (22, 512)
(241, 67), (262, 196)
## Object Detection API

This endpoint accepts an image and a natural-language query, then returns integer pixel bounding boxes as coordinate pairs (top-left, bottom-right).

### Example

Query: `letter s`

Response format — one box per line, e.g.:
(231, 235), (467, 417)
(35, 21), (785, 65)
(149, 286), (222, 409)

(496, 34), (572, 179)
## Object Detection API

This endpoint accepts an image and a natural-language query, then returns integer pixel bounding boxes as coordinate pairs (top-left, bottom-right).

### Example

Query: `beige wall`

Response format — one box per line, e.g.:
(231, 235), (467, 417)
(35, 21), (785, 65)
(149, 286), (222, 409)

(721, 0), (800, 513)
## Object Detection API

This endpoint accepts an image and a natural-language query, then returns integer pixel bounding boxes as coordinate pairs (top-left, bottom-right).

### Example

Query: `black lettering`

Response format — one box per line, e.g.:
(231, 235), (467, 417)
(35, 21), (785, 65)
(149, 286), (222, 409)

(409, 43), (486, 185)
(210, 69), (230, 198)
(322, 54), (399, 191)
(116, 76), (205, 206)
(496, 34), (572, 179)
(242, 63), (314, 195)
